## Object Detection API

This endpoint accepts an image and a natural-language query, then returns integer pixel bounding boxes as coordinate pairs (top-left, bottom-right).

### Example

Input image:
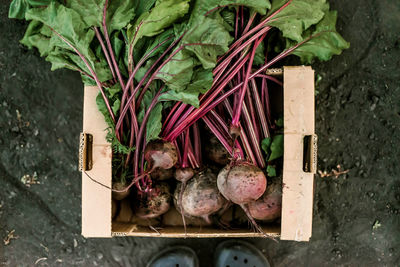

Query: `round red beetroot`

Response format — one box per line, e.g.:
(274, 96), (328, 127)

(217, 162), (267, 205)
(112, 182), (130, 201)
(151, 167), (174, 180)
(134, 182), (171, 219)
(174, 167), (195, 183)
(204, 135), (230, 165)
(144, 140), (178, 170)
(174, 168), (227, 223)
(248, 178), (282, 221)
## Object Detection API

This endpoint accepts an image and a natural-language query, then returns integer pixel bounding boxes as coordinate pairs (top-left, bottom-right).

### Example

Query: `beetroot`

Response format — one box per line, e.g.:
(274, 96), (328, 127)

(133, 182), (171, 219)
(112, 182), (130, 200)
(174, 167), (195, 232)
(144, 140), (178, 170)
(151, 167), (174, 180)
(174, 168), (227, 224)
(217, 162), (267, 204)
(248, 178), (282, 221)
(174, 167), (195, 183)
(205, 135), (230, 165)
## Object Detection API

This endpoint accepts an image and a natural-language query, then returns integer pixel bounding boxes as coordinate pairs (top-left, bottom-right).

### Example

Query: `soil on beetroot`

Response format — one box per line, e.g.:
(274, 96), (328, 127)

(1, 1), (399, 266)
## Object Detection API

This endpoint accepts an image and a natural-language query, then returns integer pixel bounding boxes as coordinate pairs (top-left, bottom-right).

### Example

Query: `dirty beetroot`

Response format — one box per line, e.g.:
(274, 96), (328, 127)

(9, 0), (348, 234)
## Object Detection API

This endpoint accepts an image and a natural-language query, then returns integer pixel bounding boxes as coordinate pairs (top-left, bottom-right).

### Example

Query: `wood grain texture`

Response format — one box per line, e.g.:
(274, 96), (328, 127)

(82, 86), (112, 238)
(281, 66), (315, 241)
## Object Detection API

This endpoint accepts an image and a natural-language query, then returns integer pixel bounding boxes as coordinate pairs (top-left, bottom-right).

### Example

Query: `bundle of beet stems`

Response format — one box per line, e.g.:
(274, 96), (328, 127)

(11, 0), (349, 235)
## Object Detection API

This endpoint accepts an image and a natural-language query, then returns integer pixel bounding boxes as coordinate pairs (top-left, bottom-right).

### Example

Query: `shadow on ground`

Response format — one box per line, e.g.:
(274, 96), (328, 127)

(1, 1), (399, 266)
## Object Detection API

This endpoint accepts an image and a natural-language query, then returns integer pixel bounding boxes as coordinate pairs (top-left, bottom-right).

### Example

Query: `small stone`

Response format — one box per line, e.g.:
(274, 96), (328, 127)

(111, 246), (124, 262)
(96, 253), (103, 260)
(369, 133), (375, 140)
(361, 155), (367, 162)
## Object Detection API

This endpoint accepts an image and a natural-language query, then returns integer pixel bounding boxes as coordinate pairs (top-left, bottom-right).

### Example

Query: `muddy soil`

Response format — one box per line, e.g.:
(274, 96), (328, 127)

(1, 0), (399, 266)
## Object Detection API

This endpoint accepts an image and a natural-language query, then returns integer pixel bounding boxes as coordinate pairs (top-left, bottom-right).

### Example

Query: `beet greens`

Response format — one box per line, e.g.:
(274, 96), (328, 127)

(11, 0), (349, 233)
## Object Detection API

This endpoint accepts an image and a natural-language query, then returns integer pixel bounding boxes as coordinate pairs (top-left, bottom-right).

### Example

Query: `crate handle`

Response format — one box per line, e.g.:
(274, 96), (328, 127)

(79, 133), (93, 172)
(303, 134), (318, 174)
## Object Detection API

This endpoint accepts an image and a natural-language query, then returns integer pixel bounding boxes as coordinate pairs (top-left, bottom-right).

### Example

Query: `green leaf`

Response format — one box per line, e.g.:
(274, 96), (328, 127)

(112, 99), (121, 116)
(190, 0), (271, 23)
(159, 68), (213, 107)
(146, 102), (163, 142)
(289, 8), (350, 63)
(267, 0), (326, 42)
(96, 92), (114, 128)
(65, 0), (104, 27)
(107, 84), (122, 98)
(9, 0), (29, 19)
(268, 134), (283, 161)
(261, 137), (272, 154)
(157, 49), (195, 91)
(20, 21), (53, 56)
(66, 0), (137, 32)
(183, 16), (234, 69)
(9, 0), (51, 19)
(106, 0), (138, 32)
(253, 41), (265, 65)
(26, 2), (96, 62)
(137, 87), (157, 124)
(267, 165), (277, 177)
(128, 0), (190, 45)
(159, 89), (200, 107)
(275, 116), (283, 127)
(136, 0), (157, 18)
(26, 0), (52, 6)
(45, 52), (80, 72)
(25, 3), (113, 82)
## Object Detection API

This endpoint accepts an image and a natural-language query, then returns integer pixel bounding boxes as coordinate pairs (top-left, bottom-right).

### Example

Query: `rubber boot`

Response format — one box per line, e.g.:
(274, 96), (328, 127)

(214, 240), (270, 267)
(147, 246), (199, 267)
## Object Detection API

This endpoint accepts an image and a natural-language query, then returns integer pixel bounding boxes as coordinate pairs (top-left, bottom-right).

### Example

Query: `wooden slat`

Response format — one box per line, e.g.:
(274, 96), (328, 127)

(281, 66), (315, 241)
(112, 222), (280, 238)
(81, 86), (112, 238)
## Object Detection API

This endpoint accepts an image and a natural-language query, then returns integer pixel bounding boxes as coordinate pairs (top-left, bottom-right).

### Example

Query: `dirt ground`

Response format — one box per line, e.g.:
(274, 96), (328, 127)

(1, 0), (399, 266)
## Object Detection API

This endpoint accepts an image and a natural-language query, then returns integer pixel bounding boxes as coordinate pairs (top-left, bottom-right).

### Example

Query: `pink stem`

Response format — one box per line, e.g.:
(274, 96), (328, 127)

(133, 87), (164, 177)
(120, 36), (173, 112)
(192, 122), (202, 166)
(241, 102), (265, 168)
(202, 116), (234, 155)
(166, 36), (310, 140)
(128, 21), (144, 73)
(181, 130), (190, 168)
(102, 0), (124, 89)
(245, 86), (260, 141)
(255, 74), (283, 86)
(165, 52), (249, 141)
(187, 140), (199, 169)
(213, 26), (269, 75)
(94, 27), (117, 82)
(220, 100), (245, 159)
(163, 102), (181, 129)
(116, 36), (184, 132)
(163, 103), (188, 136)
(223, 0), (293, 54)
(49, 28), (115, 124)
(250, 79), (270, 139)
(231, 34), (264, 127)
